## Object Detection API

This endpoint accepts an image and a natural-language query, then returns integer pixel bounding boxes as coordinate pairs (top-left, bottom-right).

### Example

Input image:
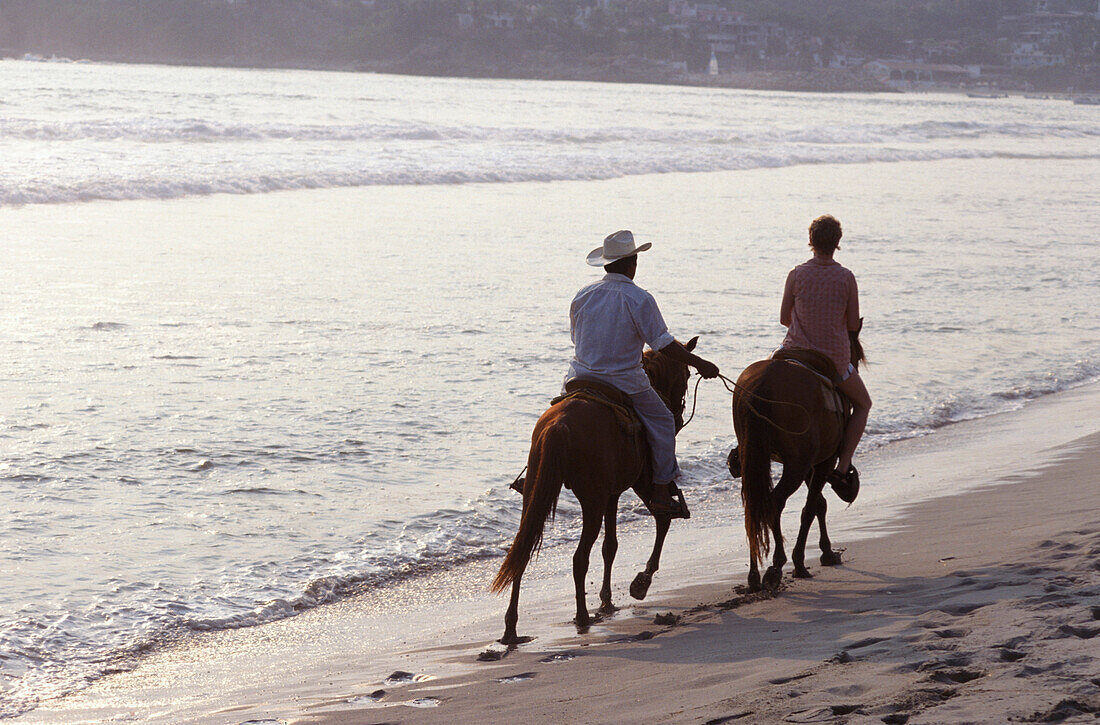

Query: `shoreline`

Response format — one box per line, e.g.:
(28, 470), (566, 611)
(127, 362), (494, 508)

(18, 380), (1100, 724)
(7, 55), (1073, 97)
(9, 54), (1100, 98)
(304, 391), (1100, 724)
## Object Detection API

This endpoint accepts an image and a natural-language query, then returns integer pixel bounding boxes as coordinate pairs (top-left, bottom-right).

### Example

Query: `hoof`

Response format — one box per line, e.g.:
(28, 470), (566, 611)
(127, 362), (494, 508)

(629, 571), (653, 600)
(747, 572), (762, 593)
(727, 447), (741, 478)
(597, 601), (619, 615)
(499, 632), (531, 646)
(762, 567), (783, 592)
(820, 550), (843, 567)
(574, 612), (591, 630)
(793, 565), (813, 579)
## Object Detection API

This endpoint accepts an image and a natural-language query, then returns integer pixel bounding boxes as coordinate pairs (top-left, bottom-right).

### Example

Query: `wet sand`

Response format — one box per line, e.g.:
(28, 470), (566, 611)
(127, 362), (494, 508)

(18, 382), (1100, 724)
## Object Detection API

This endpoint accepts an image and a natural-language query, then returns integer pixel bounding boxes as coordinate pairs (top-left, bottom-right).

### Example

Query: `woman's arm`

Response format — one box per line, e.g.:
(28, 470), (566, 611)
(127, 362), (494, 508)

(846, 275), (861, 331)
(780, 270), (796, 327)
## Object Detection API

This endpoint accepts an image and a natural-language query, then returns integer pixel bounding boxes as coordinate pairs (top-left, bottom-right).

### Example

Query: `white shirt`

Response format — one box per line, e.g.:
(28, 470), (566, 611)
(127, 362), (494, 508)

(564, 273), (675, 395)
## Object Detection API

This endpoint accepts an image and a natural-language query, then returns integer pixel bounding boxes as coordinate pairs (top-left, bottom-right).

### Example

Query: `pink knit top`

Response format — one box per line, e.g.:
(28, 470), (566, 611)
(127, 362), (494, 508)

(780, 259), (856, 377)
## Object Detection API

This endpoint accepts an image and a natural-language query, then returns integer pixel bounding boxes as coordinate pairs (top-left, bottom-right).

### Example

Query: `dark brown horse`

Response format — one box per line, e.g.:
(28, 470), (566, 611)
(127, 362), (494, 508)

(490, 338), (698, 645)
(730, 325), (865, 592)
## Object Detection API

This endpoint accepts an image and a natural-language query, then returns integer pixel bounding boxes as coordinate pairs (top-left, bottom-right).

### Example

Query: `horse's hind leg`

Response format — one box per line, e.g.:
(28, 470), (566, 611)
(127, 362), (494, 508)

(573, 503), (603, 630)
(762, 467), (805, 591)
(599, 495), (620, 613)
(792, 488), (817, 579)
(501, 575), (525, 645)
(747, 556), (762, 592)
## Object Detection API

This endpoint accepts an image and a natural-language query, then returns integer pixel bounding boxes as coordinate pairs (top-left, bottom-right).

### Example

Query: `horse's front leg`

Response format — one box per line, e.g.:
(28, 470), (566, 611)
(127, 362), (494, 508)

(630, 513), (670, 600)
(573, 502), (603, 631)
(792, 495), (816, 579)
(599, 495), (620, 612)
(762, 468), (805, 591)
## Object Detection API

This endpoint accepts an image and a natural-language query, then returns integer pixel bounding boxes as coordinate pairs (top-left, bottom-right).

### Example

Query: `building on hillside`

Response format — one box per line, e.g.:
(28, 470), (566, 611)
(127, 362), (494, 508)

(864, 60), (975, 87)
(1007, 39), (1068, 66)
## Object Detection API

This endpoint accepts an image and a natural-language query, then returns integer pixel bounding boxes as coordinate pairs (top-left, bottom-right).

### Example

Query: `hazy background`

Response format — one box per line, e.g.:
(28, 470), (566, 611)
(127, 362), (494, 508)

(0, 0), (1097, 90)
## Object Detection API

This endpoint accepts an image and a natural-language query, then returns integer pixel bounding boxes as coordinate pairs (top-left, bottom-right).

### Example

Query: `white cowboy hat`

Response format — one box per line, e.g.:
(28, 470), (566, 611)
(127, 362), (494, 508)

(586, 230), (652, 266)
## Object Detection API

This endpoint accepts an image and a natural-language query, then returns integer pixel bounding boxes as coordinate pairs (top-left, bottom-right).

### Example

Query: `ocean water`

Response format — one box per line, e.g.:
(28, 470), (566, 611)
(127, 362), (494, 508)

(0, 60), (1098, 717)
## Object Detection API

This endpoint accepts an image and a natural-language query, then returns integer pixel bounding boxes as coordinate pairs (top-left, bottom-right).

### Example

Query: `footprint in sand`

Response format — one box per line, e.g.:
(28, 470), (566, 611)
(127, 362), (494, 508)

(346, 689), (387, 704)
(496, 672), (536, 684)
(384, 670), (435, 684)
(782, 704), (862, 722)
(1025, 699), (1099, 721)
(930, 627), (969, 639)
(703, 712), (753, 724)
(539, 652), (576, 663)
(928, 668), (984, 685)
(1057, 623), (1099, 639)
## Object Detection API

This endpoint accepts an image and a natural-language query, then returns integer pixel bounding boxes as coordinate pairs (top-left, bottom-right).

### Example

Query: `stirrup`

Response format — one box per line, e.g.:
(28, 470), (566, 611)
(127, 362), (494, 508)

(509, 475), (525, 495)
(645, 483), (690, 519)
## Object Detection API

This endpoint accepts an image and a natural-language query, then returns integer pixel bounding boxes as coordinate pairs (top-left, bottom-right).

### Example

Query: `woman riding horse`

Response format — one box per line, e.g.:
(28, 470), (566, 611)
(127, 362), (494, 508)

(779, 214), (871, 487)
(731, 214), (870, 591)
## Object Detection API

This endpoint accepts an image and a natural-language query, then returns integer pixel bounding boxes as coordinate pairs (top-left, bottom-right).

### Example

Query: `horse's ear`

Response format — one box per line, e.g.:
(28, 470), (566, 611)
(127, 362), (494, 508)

(685, 336), (699, 352)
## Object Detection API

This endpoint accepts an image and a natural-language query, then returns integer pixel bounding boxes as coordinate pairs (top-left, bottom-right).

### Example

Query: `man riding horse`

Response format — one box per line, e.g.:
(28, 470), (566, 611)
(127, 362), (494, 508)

(569, 230), (720, 516)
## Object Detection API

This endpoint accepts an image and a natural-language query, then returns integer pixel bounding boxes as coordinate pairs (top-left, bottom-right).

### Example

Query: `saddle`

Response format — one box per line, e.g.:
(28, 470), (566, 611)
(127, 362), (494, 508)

(550, 378), (643, 437)
(510, 378), (689, 518)
(770, 348), (849, 427)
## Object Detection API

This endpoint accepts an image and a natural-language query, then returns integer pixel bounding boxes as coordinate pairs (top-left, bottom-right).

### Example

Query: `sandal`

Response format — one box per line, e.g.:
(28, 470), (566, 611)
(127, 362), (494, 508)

(826, 465), (860, 504)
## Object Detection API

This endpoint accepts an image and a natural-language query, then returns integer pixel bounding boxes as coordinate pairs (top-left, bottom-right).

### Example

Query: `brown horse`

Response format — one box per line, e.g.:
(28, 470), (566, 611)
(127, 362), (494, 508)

(490, 338), (698, 645)
(730, 325), (865, 592)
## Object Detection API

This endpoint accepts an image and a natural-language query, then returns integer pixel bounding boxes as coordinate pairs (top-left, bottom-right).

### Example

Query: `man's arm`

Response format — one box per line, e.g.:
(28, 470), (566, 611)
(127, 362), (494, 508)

(659, 340), (719, 379)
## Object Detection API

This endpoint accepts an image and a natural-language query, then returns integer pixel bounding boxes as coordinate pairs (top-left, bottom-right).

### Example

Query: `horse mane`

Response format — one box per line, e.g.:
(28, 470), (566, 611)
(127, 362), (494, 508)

(642, 347), (688, 402)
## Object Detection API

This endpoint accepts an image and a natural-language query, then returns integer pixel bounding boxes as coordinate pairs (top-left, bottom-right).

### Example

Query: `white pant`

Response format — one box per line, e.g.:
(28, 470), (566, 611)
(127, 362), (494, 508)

(628, 387), (680, 485)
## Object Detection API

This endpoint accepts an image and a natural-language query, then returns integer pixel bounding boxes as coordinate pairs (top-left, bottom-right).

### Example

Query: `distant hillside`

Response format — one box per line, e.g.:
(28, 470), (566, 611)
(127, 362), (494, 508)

(0, 0), (1096, 91)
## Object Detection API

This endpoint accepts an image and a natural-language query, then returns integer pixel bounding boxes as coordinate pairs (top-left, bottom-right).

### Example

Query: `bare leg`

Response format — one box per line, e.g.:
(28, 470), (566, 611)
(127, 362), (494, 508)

(837, 371), (872, 473)
(599, 496), (620, 612)
(573, 506), (603, 629)
(630, 514), (670, 600)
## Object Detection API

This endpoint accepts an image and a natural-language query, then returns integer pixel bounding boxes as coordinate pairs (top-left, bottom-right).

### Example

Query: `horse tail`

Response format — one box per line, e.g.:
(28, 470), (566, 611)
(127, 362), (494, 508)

(490, 422), (568, 593)
(740, 389), (776, 567)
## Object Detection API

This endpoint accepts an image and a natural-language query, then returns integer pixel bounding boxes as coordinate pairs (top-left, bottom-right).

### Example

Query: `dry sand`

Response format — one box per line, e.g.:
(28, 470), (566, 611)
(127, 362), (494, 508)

(303, 420), (1100, 724)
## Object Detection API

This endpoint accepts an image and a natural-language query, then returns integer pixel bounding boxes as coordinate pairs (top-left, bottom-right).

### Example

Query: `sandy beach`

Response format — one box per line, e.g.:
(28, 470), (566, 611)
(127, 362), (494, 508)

(19, 380), (1098, 724)
(296, 386), (1100, 725)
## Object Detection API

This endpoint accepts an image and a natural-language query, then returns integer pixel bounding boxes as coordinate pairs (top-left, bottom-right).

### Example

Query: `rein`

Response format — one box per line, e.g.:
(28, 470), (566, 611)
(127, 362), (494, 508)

(716, 372), (812, 437)
(679, 374), (704, 429)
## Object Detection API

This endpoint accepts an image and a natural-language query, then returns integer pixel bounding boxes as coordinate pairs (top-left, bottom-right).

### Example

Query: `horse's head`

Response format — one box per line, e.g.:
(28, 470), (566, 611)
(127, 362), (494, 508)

(849, 318), (866, 371)
(642, 336), (697, 432)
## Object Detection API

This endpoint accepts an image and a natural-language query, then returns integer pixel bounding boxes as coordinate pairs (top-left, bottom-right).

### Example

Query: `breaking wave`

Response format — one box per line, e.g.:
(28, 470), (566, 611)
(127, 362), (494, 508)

(3, 147), (1097, 206)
